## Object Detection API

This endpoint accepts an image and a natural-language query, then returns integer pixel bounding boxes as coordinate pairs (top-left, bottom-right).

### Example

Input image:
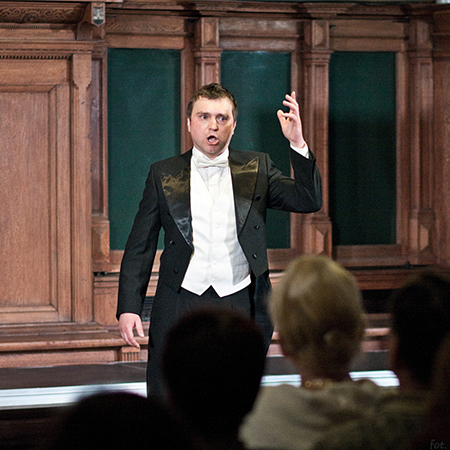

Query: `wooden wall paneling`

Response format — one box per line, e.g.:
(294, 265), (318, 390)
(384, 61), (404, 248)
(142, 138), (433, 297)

(71, 52), (94, 323)
(433, 8), (450, 267)
(396, 49), (410, 261)
(90, 2), (450, 332)
(54, 81), (73, 324)
(193, 17), (221, 88)
(105, 12), (186, 49)
(91, 46), (111, 272)
(407, 17), (436, 265)
(219, 16), (299, 52)
(329, 18), (407, 52)
(181, 27), (195, 154)
(0, 39), (95, 327)
(1, 0), (446, 365)
(93, 274), (120, 326)
(0, 1), (146, 367)
(0, 59), (74, 325)
(0, 1), (85, 31)
(300, 19), (333, 258)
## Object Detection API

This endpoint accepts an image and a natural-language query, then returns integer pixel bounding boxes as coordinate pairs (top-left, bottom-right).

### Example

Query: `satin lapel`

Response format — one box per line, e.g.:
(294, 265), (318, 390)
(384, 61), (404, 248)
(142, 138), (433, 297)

(161, 161), (193, 248)
(229, 155), (259, 236)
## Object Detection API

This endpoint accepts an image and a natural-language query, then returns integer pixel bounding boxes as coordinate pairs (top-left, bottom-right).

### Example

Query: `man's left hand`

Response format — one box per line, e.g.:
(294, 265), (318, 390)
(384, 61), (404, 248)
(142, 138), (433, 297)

(277, 91), (306, 149)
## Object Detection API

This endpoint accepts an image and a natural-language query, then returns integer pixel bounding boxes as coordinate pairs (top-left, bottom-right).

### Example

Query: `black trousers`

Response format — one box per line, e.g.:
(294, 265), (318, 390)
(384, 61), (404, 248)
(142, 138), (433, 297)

(146, 282), (252, 398)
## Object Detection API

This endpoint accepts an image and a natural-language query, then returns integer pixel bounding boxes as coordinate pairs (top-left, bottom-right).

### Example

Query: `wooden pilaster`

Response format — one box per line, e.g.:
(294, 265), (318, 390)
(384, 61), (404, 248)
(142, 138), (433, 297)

(298, 19), (333, 257)
(407, 18), (436, 265)
(193, 17), (221, 88)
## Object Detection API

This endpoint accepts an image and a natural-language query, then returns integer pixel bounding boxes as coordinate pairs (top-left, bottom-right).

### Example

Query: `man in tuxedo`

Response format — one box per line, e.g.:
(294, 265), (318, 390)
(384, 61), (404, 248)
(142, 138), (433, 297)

(117, 83), (322, 396)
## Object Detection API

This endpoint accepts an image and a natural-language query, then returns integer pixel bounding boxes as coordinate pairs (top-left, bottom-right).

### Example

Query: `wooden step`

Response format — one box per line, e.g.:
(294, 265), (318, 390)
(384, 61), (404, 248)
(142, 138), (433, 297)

(0, 323), (148, 368)
(0, 313), (390, 368)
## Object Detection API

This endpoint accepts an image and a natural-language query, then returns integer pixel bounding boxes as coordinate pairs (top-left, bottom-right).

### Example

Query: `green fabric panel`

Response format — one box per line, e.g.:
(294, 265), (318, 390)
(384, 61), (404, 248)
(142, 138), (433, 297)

(221, 51), (291, 249)
(108, 48), (180, 250)
(329, 51), (397, 246)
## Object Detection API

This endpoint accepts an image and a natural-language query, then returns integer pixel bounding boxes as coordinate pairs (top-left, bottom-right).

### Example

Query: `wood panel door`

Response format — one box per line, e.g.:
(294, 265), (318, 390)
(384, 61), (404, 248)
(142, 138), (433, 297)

(0, 55), (92, 325)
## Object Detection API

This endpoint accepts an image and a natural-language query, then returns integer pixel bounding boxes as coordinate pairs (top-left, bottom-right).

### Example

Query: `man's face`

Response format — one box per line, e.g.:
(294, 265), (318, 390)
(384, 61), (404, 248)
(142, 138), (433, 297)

(187, 96), (237, 160)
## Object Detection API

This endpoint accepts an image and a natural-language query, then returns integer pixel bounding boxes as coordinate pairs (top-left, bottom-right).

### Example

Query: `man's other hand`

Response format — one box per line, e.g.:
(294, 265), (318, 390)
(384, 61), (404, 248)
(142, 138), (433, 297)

(119, 312), (144, 349)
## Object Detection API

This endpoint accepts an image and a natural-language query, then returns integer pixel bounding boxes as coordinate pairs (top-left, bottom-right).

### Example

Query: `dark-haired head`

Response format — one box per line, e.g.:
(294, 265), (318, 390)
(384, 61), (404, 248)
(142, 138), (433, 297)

(162, 307), (265, 439)
(186, 83), (238, 121)
(389, 269), (450, 388)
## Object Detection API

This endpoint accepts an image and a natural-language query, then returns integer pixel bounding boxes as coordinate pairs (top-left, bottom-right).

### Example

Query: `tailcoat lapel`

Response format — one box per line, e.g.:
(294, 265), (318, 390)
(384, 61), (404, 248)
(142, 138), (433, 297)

(229, 153), (259, 235)
(160, 152), (193, 248)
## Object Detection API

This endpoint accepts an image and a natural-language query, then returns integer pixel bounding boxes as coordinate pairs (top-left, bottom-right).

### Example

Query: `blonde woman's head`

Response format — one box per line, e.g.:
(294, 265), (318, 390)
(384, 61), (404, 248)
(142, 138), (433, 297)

(270, 254), (366, 377)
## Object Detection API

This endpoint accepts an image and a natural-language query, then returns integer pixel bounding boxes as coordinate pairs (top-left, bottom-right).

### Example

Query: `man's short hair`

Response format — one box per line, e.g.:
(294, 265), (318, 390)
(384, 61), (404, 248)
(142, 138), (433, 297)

(389, 269), (450, 387)
(186, 83), (238, 121)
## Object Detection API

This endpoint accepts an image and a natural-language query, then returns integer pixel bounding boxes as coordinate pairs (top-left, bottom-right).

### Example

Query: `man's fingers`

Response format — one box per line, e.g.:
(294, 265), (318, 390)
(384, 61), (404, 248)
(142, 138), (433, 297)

(278, 109), (299, 124)
(283, 97), (299, 112)
(125, 334), (140, 349)
(135, 319), (145, 338)
(120, 326), (140, 349)
(119, 313), (143, 349)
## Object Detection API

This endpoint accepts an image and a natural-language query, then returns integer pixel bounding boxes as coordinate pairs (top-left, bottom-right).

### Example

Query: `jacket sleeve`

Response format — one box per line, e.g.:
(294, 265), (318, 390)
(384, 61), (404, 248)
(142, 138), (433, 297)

(267, 149), (323, 213)
(116, 165), (162, 318)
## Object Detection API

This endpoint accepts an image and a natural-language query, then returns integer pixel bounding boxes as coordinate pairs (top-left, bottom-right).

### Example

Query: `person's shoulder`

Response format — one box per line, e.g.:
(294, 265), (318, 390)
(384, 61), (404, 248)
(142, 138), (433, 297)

(313, 388), (426, 450)
(323, 380), (393, 414)
(151, 151), (191, 170)
(374, 389), (427, 417)
(230, 148), (266, 160)
(331, 378), (387, 396)
(251, 384), (304, 411)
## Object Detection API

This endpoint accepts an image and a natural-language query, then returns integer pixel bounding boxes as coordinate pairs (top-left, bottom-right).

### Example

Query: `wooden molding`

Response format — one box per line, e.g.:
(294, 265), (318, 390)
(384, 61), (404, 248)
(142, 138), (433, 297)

(335, 245), (407, 268)
(0, 41), (94, 58)
(0, 2), (85, 25)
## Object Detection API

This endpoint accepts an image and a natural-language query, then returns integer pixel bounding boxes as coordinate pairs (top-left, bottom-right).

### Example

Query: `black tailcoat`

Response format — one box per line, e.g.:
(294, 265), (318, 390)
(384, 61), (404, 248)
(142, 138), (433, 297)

(117, 147), (322, 392)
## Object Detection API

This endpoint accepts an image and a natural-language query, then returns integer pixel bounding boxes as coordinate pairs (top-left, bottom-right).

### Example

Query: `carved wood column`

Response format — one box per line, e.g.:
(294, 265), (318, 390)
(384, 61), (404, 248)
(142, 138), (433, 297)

(407, 18), (436, 265)
(433, 7), (450, 267)
(72, 52), (94, 323)
(298, 19), (332, 257)
(91, 45), (110, 271)
(193, 17), (221, 88)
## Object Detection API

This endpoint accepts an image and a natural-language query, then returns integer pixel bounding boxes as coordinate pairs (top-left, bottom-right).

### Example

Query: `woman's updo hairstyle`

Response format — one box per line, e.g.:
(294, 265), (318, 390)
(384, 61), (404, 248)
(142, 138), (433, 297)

(270, 254), (366, 375)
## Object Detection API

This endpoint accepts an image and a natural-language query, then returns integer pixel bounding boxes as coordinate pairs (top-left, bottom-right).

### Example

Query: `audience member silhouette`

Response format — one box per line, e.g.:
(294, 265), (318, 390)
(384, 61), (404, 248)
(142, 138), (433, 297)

(239, 254), (385, 450)
(161, 307), (267, 450)
(42, 391), (202, 450)
(313, 268), (450, 450)
(410, 332), (450, 450)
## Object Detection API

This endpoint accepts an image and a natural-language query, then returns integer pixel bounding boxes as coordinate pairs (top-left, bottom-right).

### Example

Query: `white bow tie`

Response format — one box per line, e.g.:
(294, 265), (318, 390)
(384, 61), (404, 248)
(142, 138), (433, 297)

(195, 157), (229, 169)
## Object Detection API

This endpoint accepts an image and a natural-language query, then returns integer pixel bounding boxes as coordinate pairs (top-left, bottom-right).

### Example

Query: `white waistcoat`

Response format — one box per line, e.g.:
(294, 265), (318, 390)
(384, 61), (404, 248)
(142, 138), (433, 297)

(181, 151), (251, 297)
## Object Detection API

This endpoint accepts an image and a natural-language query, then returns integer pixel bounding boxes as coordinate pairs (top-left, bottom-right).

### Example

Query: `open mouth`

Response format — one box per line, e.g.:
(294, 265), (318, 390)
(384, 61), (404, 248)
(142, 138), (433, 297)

(207, 135), (219, 145)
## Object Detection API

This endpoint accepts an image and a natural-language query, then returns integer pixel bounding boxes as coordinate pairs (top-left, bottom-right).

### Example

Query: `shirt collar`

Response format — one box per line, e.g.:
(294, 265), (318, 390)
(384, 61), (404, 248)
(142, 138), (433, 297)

(192, 147), (229, 168)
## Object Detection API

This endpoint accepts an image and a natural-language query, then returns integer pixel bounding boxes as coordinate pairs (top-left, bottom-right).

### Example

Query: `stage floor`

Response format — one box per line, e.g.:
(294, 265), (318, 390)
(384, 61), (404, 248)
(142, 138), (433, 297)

(0, 351), (398, 410)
